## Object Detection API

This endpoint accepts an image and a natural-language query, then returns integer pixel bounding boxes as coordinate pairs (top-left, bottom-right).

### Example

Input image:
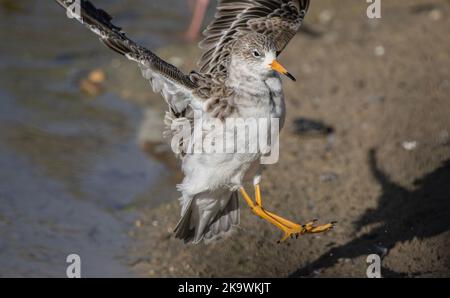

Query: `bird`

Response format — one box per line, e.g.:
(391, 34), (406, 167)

(54, 0), (335, 244)
(184, 0), (210, 42)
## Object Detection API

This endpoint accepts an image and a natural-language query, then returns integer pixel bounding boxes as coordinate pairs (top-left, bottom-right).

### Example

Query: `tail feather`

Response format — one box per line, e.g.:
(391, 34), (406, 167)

(204, 192), (239, 241)
(173, 198), (195, 242)
(173, 191), (239, 244)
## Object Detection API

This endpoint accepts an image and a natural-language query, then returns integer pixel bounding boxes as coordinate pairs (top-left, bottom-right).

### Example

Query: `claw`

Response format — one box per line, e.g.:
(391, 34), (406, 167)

(278, 220), (336, 242)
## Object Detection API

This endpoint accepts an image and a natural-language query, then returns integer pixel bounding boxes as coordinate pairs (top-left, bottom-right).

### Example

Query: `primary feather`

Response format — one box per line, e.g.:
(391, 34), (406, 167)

(198, 0), (310, 75)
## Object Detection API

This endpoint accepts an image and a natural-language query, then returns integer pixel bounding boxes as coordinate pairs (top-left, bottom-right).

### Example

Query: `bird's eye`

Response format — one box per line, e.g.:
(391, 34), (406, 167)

(252, 50), (261, 58)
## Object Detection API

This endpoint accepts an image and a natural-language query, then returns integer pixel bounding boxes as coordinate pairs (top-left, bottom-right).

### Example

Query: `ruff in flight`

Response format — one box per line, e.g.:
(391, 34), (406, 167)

(55, 0), (335, 244)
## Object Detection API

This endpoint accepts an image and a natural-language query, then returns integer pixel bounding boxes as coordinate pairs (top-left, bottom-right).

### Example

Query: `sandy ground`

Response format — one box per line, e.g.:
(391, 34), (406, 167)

(113, 0), (450, 277)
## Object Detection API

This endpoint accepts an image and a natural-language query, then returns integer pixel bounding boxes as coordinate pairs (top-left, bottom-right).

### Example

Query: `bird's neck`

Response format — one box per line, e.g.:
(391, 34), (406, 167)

(227, 63), (267, 93)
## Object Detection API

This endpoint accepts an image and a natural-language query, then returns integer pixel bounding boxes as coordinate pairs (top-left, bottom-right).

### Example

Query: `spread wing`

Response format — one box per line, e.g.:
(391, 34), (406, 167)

(198, 0), (310, 75)
(55, 0), (197, 114)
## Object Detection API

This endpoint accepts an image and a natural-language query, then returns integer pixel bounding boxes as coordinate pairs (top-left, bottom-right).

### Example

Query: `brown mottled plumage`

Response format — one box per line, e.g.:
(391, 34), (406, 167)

(54, 1), (336, 245)
(199, 0), (310, 75)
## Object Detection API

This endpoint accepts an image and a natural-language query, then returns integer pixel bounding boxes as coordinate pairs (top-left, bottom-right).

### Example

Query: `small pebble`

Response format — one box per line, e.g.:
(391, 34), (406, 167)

(79, 69), (106, 96)
(374, 45), (385, 57)
(429, 9), (442, 21)
(402, 141), (418, 151)
(320, 172), (338, 183)
(313, 269), (322, 276)
(88, 69), (105, 83)
(338, 258), (351, 263)
(318, 10), (334, 25)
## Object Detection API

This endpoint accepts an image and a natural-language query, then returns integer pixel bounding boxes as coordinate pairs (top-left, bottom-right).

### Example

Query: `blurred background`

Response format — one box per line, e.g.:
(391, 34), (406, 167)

(0, 0), (449, 277)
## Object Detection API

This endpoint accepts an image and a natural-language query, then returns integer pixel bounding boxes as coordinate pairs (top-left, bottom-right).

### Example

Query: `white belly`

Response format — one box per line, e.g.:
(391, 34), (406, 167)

(180, 76), (286, 193)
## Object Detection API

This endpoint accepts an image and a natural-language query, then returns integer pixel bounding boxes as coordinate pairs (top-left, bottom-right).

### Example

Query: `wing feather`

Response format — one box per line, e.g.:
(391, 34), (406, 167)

(55, 0), (197, 114)
(198, 0), (310, 75)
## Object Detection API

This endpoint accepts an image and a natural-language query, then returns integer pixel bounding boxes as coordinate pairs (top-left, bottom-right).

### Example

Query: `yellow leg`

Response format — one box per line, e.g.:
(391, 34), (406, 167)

(255, 185), (335, 233)
(240, 185), (336, 242)
(255, 184), (262, 206)
(239, 187), (294, 233)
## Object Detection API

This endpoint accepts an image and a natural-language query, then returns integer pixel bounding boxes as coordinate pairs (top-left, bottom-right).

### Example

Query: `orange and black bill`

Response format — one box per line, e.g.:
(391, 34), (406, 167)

(270, 60), (296, 81)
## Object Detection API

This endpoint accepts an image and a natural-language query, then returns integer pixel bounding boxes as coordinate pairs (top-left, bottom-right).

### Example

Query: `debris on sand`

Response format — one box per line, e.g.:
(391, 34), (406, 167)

(292, 118), (334, 137)
(374, 45), (385, 57)
(320, 172), (339, 183)
(402, 141), (418, 151)
(79, 69), (106, 96)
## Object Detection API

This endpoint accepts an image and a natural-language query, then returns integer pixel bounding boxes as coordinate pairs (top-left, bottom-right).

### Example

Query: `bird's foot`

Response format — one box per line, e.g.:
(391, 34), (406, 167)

(239, 186), (336, 243)
(278, 219), (336, 243)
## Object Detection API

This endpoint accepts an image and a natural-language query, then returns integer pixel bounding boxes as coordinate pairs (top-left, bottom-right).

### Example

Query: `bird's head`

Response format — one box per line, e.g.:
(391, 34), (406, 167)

(230, 33), (295, 81)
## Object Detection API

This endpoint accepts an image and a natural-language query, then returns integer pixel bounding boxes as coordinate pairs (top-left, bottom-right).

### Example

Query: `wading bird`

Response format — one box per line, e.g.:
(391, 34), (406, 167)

(55, 0), (335, 244)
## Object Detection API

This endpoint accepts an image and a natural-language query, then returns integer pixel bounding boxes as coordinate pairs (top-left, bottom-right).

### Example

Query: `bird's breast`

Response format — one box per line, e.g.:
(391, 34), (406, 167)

(233, 76), (285, 120)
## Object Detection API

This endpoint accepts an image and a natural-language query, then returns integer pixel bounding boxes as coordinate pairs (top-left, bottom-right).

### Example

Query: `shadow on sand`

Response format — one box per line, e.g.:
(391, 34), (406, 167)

(290, 149), (450, 277)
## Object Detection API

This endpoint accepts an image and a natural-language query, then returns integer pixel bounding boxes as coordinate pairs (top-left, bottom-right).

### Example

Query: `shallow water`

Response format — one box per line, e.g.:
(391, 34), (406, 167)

(0, 0), (192, 277)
